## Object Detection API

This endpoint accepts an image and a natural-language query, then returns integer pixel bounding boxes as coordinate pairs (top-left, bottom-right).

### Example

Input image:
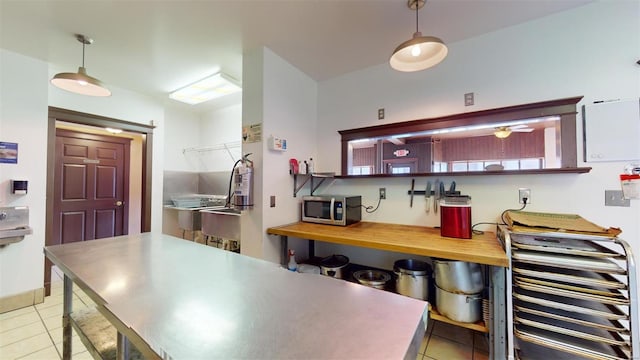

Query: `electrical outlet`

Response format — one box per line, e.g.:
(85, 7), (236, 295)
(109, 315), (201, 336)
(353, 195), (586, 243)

(378, 108), (385, 120)
(605, 190), (630, 207)
(379, 187), (386, 200)
(518, 188), (531, 204)
(464, 92), (474, 106)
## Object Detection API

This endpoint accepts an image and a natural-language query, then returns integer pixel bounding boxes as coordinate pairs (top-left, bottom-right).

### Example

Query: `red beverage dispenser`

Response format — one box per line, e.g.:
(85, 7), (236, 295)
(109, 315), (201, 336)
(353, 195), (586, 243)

(440, 196), (472, 239)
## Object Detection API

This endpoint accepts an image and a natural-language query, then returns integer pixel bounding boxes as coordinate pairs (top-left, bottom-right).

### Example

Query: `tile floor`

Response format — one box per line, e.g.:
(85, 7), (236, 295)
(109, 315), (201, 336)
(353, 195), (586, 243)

(1, 268), (489, 360)
(0, 268), (93, 360)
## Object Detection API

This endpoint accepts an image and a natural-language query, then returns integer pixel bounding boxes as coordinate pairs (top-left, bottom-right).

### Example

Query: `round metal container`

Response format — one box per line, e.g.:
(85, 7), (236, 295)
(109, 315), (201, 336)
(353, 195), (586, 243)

(432, 259), (483, 294)
(297, 264), (321, 274)
(353, 270), (391, 289)
(320, 255), (349, 279)
(435, 284), (482, 323)
(393, 259), (432, 301)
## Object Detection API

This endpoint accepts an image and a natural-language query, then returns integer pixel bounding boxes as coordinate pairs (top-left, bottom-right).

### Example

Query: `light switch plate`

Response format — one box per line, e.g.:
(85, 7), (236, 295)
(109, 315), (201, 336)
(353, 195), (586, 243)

(270, 195), (276, 208)
(464, 92), (474, 106)
(605, 190), (630, 207)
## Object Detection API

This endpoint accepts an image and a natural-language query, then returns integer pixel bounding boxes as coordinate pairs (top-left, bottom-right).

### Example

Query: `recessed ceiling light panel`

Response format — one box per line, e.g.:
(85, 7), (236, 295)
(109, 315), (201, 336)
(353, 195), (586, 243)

(169, 72), (242, 105)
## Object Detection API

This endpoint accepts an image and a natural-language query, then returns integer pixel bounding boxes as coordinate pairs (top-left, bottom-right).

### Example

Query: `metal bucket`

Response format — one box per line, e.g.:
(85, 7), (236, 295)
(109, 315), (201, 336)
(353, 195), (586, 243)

(393, 259), (432, 301)
(432, 259), (483, 294)
(320, 255), (349, 279)
(435, 284), (483, 323)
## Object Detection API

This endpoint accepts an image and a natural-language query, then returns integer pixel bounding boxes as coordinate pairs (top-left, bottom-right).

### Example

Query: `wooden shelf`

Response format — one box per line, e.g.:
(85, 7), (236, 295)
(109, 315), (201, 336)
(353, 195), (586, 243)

(304, 259), (489, 333)
(429, 306), (488, 333)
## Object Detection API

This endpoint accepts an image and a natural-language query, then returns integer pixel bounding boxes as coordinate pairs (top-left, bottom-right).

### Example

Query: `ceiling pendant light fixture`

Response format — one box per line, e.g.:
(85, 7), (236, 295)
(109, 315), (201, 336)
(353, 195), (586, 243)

(494, 127), (512, 139)
(50, 34), (111, 97)
(390, 0), (448, 72)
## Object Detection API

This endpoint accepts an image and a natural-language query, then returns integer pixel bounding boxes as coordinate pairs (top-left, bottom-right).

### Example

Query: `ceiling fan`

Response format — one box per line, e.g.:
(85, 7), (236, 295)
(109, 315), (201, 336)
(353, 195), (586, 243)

(494, 124), (533, 138)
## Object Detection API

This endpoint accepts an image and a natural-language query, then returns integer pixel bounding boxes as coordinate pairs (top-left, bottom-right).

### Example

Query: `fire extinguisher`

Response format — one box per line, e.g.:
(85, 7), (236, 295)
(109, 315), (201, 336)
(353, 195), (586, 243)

(232, 154), (254, 210)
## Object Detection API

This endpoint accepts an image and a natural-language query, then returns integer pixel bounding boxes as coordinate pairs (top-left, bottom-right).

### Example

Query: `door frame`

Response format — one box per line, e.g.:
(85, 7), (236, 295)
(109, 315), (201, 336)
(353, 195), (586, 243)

(382, 157), (418, 174)
(45, 107), (155, 294)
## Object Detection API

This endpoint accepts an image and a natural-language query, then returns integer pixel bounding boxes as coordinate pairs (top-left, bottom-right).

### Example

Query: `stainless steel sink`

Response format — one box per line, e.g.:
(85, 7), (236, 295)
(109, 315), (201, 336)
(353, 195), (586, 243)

(164, 205), (226, 232)
(0, 207), (32, 247)
(200, 207), (241, 241)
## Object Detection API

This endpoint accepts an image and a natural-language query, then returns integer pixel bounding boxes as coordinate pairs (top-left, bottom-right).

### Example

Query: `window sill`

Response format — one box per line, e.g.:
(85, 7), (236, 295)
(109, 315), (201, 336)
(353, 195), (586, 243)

(335, 167), (592, 179)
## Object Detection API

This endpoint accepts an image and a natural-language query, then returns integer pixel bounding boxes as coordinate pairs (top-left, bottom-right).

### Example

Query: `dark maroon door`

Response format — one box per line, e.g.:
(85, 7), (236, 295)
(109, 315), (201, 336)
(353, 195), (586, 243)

(53, 129), (131, 243)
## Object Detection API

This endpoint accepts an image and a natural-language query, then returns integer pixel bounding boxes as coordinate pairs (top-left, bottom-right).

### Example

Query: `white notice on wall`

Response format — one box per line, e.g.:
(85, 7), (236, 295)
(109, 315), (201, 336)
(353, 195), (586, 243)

(242, 123), (262, 143)
(583, 99), (640, 162)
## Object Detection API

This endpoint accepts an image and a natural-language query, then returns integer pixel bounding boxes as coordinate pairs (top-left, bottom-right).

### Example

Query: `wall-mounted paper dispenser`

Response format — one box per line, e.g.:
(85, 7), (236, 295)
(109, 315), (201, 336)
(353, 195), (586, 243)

(11, 180), (27, 194)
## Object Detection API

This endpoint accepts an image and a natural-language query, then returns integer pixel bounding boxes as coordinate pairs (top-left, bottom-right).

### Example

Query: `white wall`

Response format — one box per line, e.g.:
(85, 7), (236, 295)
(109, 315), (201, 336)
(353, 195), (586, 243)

(163, 103), (201, 172)
(198, 103), (242, 172)
(0, 48), (168, 301)
(241, 47), (318, 262)
(314, 1), (640, 270)
(0, 49), (49, 299)
(163, 102), (241, 173)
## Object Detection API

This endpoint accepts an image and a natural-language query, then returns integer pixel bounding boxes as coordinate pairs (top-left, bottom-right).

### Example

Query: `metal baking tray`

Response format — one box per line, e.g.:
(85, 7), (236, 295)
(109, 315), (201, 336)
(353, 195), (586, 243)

(512, 266), (627, 290)
(514, 279), (630, 306)
(512, 241), (623, 258)
(513, 292), (628, 321)
(511, 233), (620, 251)
(512, 250), (625, 274)
(515, 327), (630, 360)
(516, 275), (627, 299)
(515, 304), (628, 333)
(515, 316), (629, 347)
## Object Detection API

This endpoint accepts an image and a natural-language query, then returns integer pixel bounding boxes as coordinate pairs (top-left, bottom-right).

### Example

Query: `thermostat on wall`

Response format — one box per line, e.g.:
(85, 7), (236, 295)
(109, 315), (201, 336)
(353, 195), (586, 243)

(268, 135), (287, 151)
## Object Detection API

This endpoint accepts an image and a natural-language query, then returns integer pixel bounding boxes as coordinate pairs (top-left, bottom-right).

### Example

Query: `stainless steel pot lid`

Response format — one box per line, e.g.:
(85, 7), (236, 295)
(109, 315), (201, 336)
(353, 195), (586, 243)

(320, 254), (349, 268)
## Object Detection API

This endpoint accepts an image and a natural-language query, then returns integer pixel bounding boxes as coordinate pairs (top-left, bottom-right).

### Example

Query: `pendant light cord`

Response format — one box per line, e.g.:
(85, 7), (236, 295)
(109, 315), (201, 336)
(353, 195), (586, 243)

(81, 42), (86, 68)
(415, 1), (419, 33)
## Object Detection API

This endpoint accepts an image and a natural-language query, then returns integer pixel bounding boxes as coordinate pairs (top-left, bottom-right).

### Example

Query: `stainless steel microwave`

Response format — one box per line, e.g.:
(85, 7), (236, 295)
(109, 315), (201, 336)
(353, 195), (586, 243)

(301, 195), (361, 226)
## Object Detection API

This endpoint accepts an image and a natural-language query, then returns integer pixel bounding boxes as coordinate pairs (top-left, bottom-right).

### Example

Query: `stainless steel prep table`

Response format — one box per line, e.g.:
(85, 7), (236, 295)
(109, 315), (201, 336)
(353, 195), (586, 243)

(44, 233), (428, 360)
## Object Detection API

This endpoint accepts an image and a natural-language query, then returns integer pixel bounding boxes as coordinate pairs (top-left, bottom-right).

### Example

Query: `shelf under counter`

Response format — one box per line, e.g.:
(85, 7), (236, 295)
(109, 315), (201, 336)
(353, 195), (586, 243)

(267, 221), (508, 268)
(302, 258), (490, 333)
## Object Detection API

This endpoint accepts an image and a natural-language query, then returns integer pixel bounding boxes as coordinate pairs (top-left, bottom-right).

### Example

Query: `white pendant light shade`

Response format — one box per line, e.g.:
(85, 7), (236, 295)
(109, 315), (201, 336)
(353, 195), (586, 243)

(390, 32), (448, 72)
(51, 66), (111, 97)
(390, 0), (447, 72)
(50, 34), (111, 97)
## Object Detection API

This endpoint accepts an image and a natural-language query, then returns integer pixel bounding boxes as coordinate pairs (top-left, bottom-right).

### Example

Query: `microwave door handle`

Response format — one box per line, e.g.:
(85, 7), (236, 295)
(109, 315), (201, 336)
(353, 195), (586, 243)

(330, 198), (335, 222)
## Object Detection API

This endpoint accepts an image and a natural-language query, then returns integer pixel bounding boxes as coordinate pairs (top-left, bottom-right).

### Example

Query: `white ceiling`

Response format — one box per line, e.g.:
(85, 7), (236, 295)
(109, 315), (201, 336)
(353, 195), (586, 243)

(0, 0), (592, 109)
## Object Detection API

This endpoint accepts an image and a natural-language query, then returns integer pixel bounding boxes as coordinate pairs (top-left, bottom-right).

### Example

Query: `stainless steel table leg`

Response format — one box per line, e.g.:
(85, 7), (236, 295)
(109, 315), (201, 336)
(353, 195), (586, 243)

(62, 275), (73, 360)
(117, 331), (130, 360)
(280, 235), (288, 267)
(490, 265), (506, 360)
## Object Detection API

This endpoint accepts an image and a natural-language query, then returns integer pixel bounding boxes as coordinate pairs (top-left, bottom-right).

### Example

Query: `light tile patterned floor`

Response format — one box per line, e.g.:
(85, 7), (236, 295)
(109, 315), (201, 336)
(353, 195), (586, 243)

(0, 269), (92, 360)
(1, 268), (489, 359)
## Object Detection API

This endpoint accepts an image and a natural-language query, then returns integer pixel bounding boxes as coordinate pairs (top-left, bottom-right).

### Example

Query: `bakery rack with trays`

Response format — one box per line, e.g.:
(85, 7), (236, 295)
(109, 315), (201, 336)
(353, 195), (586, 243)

(499, 225), (638, 360)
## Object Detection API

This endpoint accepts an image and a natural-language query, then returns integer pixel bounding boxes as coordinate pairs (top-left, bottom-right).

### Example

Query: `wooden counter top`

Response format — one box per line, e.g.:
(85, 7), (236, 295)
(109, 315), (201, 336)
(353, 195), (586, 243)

(267, 221), (508, 267)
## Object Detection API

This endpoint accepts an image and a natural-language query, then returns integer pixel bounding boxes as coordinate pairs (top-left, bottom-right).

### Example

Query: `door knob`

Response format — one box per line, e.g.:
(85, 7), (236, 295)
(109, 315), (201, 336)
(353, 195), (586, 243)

(115, 201), (123, 206)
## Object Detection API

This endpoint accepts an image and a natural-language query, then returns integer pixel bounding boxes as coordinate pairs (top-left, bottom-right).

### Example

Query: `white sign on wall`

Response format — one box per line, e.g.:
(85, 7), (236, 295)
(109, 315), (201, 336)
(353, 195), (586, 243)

(242, 123), (262, 143)
(583, 99), (640, 162)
